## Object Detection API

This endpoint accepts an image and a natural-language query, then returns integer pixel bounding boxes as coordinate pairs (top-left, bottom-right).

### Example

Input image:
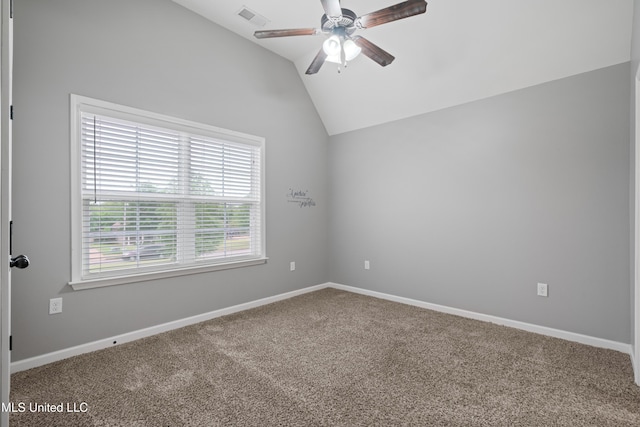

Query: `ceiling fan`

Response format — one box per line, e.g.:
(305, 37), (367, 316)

(254, 0), (428, 75)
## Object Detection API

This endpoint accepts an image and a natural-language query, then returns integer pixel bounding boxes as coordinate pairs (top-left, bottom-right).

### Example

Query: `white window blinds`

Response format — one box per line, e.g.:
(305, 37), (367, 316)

(71, 96), (265, 284)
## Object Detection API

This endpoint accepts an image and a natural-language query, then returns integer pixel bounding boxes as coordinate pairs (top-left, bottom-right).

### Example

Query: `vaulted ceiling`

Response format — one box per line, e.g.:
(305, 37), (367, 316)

(172, 0), (634, 135)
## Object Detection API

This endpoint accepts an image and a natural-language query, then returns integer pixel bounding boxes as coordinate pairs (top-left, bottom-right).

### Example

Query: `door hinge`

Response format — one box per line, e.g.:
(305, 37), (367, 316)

(9, 336), (12, 351)
(10, 105), (13, 120)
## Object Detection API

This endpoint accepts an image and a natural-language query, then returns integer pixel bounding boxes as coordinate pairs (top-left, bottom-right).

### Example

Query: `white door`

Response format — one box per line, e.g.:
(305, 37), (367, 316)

(1, 1), (15, 425)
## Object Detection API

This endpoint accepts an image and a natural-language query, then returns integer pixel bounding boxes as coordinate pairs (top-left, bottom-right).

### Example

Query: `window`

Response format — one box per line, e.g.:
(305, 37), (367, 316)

(70, 95), (265, 289)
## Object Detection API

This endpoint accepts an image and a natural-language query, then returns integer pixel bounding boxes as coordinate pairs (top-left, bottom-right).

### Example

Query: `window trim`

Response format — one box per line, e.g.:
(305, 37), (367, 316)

(69, 94), (266, 290)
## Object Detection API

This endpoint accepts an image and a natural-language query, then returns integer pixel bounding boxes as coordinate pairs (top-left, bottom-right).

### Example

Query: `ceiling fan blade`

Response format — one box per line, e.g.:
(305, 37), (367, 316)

(254, 28), (319, 39)
(352, 36), (395, 67)
(321, 0), (343, 20)
(356, 0), (427, 29)
(305, 48), (328, 75)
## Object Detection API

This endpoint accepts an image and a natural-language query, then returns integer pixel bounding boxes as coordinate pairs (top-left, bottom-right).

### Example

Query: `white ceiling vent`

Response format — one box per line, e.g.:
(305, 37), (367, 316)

(237, 6), (268, 28)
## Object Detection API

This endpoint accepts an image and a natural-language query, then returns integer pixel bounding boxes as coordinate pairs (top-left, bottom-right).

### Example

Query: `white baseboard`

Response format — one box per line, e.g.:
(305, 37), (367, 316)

(12, 282), (633, 373)
(636, 334), (640, 386)
(11, 284), (327, 373)
(631, 344), (638, 384)
(328, 282), (632, 356)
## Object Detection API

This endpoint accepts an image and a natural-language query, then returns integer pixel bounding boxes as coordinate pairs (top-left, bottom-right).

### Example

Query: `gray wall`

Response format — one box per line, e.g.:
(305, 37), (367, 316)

(11, 0), (329, 361)
(328, 63), (631, 343)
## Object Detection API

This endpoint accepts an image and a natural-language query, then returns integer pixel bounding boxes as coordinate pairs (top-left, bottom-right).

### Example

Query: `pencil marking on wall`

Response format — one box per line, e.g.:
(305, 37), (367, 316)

(287, 188), (316, 208)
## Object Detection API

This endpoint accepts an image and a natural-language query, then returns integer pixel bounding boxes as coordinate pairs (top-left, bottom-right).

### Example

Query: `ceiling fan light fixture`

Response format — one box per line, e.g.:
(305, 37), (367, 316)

(325, 53), (341, 64)
(322, 35), (341, 56)
(343, 39), (362, 61)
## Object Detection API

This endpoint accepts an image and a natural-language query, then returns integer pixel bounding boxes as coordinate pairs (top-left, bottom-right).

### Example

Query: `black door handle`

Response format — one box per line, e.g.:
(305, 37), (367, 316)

(10, 255), (29, 269)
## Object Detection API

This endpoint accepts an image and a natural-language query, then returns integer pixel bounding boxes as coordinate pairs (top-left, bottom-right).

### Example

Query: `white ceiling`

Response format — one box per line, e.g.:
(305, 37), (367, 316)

(173, 0), (634, 135)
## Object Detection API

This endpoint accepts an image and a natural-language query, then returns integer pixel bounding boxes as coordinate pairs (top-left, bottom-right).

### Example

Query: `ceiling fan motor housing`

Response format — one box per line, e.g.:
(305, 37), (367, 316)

(321, 8), (358, 35)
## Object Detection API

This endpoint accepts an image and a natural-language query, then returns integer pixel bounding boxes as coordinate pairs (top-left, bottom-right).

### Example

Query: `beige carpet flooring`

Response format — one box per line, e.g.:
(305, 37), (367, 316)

(9, 288), (640, 426)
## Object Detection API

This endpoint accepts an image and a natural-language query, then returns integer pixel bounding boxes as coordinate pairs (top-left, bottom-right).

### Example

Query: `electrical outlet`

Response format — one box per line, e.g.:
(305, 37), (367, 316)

(49, 297), (63, 314)
(364, 260), (370, 270)
(537, 283), (548, 297)
(290, 261), (296, 271)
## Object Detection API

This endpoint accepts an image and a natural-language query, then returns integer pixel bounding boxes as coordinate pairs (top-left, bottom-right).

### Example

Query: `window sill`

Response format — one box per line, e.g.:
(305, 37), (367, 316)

(69, 257), (268, 291)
